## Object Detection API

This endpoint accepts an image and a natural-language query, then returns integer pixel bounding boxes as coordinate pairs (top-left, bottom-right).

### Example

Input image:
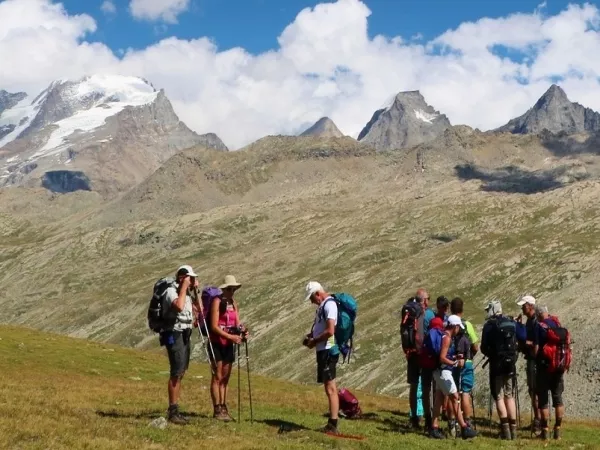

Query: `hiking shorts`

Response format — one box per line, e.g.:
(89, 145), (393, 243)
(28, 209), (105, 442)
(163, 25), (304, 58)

(536, 369), (564, 409)
(209, 341), (235, 365)
(453, 361), (475, 394)
(526, 359), (537, 396)
(434, 369), (458, 396)
(490, 373), (514, 401)
(316, 350), (339, 383)
(407, 353), (420, 385)
(164, 329), (192, 378)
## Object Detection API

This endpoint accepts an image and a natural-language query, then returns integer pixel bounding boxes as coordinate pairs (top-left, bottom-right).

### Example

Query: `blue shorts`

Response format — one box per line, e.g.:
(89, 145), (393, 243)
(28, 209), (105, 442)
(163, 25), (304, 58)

(453, 360), (475, 394)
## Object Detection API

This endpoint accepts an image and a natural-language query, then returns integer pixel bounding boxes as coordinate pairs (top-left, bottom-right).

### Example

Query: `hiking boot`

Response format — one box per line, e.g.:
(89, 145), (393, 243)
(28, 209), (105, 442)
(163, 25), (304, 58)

(213, 404), (222, 418)
(409, 416), (421, 430)
(510, 424), (518, 440)
(167, 406), (188, 425)
(461, 426), (477, 440)
(553, 427), (561, 440)
(213, 404), (229, 421)
(428, 427), (445, 439)
(501, 423), (511, 440)
(531, 418), (541, 436)
(321, 422), (340, 435)
(448, 419), (457, 438)
(539, 428), (549, 441)
(221, 404), (234, 422)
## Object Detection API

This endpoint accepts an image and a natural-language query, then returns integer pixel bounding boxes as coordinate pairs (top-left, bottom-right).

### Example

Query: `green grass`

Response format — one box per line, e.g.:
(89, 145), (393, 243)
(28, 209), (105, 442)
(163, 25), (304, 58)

(1, 325), (598, 450)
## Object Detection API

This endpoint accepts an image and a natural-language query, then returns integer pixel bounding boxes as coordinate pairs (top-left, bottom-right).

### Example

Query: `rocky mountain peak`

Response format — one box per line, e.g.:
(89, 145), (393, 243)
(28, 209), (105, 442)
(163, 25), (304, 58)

(0, 90), (27, 115)
(497, 84), (600, 135)
(299, 117), (344, 138)
(357, 90), (451, 151)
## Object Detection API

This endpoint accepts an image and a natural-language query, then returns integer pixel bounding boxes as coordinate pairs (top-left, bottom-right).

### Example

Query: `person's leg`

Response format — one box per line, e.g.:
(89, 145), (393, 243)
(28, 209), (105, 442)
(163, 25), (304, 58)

(407, 355), (420, 426)
(166, 332), (187, 424)
(536, 367), (550, 440)
(527, 360), (541, 434)
(503, 375), (517, 439)
(422, 369), (433, 429)
(429, 370), (445, 438)
(460, 363), (474, 427)
(551, 373), (565, 440)
(221, 363), (233, 415)
(318, 351), (339, 432)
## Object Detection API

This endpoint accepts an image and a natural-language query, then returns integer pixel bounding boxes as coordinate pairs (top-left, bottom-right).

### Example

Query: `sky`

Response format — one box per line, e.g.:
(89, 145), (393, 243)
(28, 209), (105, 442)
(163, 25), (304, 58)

(1, 0), (600, 149)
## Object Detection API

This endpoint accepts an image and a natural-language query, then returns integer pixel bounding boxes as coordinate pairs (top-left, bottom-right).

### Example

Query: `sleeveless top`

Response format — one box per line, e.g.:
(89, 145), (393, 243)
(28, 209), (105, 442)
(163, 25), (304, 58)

(210, 298), (239, 346)
(440, 334), (457, 370)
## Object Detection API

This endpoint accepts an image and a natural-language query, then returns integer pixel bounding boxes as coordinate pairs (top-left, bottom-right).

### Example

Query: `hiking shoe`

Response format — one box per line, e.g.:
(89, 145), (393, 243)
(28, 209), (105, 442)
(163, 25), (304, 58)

(321, 423), (340, 435)
(167, 411), (189, 425)
(510, 424), (518, 440)
(428, 428), (445, 439)
(461, 426), (477, 440)
(532, 418), (541, 434)
(540, 428), (549, 441)
(221, 404), (234, 422)
(213, 404), (222, 418)
(553, 427), (561, 440)
(501, 424), (511, 440)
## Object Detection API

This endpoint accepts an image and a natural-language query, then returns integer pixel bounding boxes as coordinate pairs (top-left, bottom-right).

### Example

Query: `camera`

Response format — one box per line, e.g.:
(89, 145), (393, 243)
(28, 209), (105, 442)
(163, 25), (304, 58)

(302, 337), (310, 346)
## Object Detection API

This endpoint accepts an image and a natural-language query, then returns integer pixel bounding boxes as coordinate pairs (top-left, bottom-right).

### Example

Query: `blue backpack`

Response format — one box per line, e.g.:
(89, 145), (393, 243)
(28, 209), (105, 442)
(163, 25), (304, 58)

(321, 293), (358, 363)
(419, 328), (445, 369)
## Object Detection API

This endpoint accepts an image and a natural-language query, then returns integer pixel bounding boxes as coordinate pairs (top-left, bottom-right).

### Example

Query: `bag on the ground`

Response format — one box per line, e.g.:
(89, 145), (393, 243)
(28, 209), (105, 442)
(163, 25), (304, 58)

(541, 315), (572, 373)
(198, 286), (222, 336)
(147, 277), (177, 333)
(490, 316), (518, 374)
(419, 327), (445, 369)
(400, 298), (424, 357)
(338, 388), (362, 419)
(321, 293), (358, 363)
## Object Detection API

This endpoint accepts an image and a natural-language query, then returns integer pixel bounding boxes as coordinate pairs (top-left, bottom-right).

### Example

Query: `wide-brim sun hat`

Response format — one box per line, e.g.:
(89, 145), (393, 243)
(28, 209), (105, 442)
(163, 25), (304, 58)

(219, 275), (242, 290)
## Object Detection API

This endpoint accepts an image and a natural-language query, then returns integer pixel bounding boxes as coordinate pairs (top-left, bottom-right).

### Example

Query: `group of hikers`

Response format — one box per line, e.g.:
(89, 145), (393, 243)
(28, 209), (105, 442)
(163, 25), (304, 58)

(401, 289), (571, 441)
(147, 265), (571, 440)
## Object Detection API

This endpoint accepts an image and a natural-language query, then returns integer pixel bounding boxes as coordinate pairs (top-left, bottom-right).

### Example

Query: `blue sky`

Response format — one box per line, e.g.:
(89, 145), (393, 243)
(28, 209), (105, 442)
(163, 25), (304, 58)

(62, 0), (574, 54)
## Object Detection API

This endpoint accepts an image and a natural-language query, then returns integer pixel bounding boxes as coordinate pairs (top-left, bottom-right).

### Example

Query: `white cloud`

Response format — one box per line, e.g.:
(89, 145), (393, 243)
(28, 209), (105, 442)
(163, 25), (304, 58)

(129, 0), (190, 24)
(2, 0), (600, 149)
(101, 0), (116, 15)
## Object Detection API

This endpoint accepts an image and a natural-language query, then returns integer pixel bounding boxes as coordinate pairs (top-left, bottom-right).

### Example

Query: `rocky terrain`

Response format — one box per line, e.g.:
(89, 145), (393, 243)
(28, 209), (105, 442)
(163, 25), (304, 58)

(357, 90), (451, 150)
(299, 116), (344, 138)
(2, 80), (600, 417)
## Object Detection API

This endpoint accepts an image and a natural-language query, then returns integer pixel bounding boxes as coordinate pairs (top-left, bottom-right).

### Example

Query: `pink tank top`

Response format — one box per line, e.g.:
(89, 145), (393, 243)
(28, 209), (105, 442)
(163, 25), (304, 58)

(211, 299), (238, 346)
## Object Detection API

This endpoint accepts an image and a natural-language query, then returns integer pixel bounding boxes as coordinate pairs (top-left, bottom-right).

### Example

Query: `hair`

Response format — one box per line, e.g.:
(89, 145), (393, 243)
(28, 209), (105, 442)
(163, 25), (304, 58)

(450, 297), (464, 315)
(436, 296), (449, 310)
(535, 304), (548, 316)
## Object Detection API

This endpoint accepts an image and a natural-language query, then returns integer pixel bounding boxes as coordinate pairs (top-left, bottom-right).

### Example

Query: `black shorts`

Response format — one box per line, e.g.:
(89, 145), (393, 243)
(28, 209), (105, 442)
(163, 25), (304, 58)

(163, 329), (192, 378)
(526, 359), (537, 395)
(209, 341), (236, 364)
(407, 353), (420, 385)
(316, 350), (339, 383)
(536, 366), (564, 409)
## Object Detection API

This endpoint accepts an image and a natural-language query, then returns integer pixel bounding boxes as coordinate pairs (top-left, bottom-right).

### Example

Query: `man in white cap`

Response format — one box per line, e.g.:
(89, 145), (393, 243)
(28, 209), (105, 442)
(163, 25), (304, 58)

(429, 315), (477, 440)
(481, 300), (518, 440)
(303, 281), (340, 435)
(162, 264), (200, 424)
(516, 295), (541, 435)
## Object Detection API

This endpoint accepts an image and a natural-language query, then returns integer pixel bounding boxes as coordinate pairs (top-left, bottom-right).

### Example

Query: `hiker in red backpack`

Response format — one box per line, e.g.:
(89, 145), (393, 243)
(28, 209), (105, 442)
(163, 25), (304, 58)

(534, 305), (570, 441)
(208, 275), (247, 421)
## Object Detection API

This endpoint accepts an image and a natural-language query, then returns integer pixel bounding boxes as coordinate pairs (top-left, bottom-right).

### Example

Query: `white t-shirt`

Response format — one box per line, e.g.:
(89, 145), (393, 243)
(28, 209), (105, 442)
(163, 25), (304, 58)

(312, 297), (338, 352)
(163, 285), (193, 331)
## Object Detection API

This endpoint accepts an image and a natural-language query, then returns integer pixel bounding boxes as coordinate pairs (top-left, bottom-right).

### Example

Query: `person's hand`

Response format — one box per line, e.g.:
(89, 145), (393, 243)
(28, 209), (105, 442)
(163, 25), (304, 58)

(190, 276), (199, 288)
(181, 276), (191, 290)
(457, 359), (465, 368)
(516, 314), (523, 324)
(306, 338), (316, 349)
(230, 335), (243, 345)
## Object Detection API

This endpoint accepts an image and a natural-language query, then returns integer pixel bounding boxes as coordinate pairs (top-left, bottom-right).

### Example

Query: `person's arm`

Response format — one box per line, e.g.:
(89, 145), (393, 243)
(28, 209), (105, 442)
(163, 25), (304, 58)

(439, 335), (456, 367)
(308, 302), (336, 348)
(210, 297), (241, 344)
(466, 321), (480, 355)
(171, 277), (191, 313)
(533, 322), (542, 356)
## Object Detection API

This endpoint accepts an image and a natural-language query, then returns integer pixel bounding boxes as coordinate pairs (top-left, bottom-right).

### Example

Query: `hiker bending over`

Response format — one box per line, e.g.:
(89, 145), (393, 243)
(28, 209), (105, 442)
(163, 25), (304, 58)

(481, 300), (518, 440)
(303, 281), (340, 435)
(516, 295), (541, 435)
(428, 315), (477, 439)
(162, 265), (201, 425)
(208, 275), (247, 421)
(534, 305), (570, 441)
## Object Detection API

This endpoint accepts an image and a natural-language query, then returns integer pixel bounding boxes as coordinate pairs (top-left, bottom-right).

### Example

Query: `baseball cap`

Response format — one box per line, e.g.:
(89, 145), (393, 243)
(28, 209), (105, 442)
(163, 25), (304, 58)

(484, 300), (503, 317)
(304, 281), (323, 301)
(177, 264), (198, 277)
(447, 314), (465, 329)
(517, 295), (536, 306)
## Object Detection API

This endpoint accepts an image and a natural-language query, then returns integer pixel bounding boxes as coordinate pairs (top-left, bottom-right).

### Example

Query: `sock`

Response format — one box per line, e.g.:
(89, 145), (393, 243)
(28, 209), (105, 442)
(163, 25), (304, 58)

(328, 418), (338, 427)
(509, 419), (517, 426)
(500, 418), (509, 425)
(555, 418), (562, 428)
(168, 403), (178, 413)
(541, 419), (548, 429)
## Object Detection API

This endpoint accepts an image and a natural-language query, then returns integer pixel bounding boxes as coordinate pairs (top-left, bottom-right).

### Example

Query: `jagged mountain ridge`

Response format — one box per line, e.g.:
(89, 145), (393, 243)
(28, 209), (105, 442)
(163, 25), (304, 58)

(0, 75), (228, 194)
(357, 90), (451, 151)
(299, 116), (344, 138)
(496, 84), (600, 135)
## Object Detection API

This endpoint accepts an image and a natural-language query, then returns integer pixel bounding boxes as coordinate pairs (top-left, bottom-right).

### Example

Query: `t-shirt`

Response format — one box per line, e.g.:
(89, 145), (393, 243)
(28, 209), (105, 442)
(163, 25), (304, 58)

(163, 285), (193, 331)
(423, 308), (436, 331)
(312, 297), (338, 352)
(454, 320), (477, 362)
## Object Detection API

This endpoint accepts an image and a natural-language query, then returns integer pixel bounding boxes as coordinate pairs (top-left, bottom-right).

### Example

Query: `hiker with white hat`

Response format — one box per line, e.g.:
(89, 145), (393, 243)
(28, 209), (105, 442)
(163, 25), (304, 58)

(207, 275), (247, 421)
(516, 295), (541, 435)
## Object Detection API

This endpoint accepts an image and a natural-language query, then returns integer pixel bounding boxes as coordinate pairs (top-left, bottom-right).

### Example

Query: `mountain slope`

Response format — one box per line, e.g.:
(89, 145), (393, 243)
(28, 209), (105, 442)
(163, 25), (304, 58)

(357, 91), (451, 151)
(299, 117), (344, 138)
(497, 84), (600, 135)
(0, 75), (227, 194)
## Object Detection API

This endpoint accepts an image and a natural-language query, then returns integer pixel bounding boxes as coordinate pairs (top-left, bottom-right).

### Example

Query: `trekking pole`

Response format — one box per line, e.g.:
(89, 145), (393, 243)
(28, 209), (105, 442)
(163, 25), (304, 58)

(471, 392), (477, 430)
(237, 343), (241, 423)
(193, 288), (217, 376)
(515, 374), (521, 431)
(244, 338), (254, 424)
(488, 392), (493, 433)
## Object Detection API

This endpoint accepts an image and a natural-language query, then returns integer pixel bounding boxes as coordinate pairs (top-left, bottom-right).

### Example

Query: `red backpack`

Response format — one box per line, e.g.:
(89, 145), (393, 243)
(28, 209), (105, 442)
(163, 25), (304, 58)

(540, 315), (572, 373)
(338, 388), (362, 419)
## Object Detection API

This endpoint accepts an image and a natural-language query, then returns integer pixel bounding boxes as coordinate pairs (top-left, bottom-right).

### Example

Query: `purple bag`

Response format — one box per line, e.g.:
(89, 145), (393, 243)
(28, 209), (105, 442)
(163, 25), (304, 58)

(199, 286), (222, 336)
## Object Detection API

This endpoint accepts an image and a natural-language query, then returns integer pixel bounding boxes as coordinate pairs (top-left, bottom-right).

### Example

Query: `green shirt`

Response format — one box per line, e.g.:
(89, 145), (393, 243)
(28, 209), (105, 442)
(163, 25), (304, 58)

(464, 320), (478, 361)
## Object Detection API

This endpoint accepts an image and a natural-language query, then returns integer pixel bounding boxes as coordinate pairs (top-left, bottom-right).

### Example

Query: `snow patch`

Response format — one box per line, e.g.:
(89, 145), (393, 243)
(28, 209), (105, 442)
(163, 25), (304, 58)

(414, 109), (439, 124)
(0, 94), (39, 148)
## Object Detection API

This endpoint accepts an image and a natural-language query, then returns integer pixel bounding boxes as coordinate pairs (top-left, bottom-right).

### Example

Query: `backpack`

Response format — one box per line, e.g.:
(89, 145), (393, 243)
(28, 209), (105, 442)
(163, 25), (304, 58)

(338, 388), (362, 419)
(419, 328), (445, 369)
(198, 286), (222, 336)
(147, 277), (177, 333)
(321, 293), (358, 363)
(490, 316), (518, 375)
(400, 299), (424, 356)
(540, 316), (572, 373)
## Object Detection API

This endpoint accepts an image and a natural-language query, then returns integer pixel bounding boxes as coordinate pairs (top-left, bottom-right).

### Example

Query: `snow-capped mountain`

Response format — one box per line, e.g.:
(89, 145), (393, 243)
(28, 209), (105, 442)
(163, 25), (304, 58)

(0, 75), (227, 194)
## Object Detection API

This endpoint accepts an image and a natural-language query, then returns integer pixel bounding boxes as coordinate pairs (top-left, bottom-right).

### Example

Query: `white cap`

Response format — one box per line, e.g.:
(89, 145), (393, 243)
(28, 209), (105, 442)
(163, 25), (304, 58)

(447, 314), (465, 329)
(517, 295), (536, 306)
(177, 264), (198, 277)
(305, 281), (323, 301)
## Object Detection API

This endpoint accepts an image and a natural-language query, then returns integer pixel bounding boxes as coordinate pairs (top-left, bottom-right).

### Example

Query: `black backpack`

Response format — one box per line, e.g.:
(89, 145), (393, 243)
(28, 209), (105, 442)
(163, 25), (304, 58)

(147, 277), (177, 333)
(400, 298), (424, 356)
(490, 316), (518, 374)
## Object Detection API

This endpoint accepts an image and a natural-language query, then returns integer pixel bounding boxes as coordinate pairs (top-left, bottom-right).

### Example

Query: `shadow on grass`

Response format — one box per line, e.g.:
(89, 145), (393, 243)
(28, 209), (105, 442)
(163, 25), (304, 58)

(95, 409), (209, 420)
(258, 419), (310, 434)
